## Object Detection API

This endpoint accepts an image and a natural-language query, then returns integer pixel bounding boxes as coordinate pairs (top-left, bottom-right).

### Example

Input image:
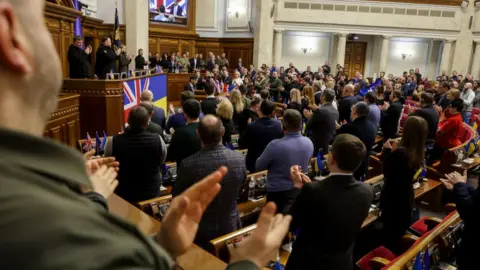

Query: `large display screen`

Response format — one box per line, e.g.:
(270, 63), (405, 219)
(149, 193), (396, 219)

(149, 0), (188, 25)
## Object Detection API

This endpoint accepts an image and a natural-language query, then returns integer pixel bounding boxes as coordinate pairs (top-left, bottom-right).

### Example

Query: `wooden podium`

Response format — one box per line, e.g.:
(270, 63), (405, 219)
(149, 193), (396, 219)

(62, 73), (167, 137)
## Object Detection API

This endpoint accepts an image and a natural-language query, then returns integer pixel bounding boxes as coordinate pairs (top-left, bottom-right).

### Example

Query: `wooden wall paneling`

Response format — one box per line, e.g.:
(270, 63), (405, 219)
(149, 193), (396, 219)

(159, 38), (180, 55)
(149, 38), (159, 55)
(45, 93), (80, 148)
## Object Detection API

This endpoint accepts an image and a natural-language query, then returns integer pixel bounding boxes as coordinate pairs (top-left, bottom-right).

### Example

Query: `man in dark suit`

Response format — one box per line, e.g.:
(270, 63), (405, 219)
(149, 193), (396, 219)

(304, 89), (339, 156)
(166, 100), (202, 168)
(94, 37), (120, 79)
(168, 0), (184, 16)
(239, 100), (283, 172)
(223, 70), (233, 86)
(138, 102), (165, 142)
(237, 97), (261, 136)
(285, 134), (374, 270)
(135, 49), (149, 70)
(140, 90), (166, 130)
(104, 106), (166, 204)
(167, 55), (177, 73)
(184, 76), (197, 92)
(207, 52), (216, 71)
(172, 115), (247, 249)
(441, 171), (480, 270)
(435, 81), (451, 110)
(189, 54), (199, 72)
(414, 92), (439, 145)
(338, 84), (358, 123)
(67, 36), (91, 79)
(337, 102), (376, 181)
(201, 85), (219, 116)
(380, 90), (404, 141)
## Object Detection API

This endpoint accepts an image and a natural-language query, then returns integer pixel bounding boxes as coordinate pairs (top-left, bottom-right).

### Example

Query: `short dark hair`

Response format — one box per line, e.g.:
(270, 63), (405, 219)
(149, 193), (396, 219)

(138, 49), (143, 54)
(260, 90), (270, 100)
(440, 81), (451, 90)
(420, 92), (434, 105)
(392, 90), (402, 99)
(139, 102), (154, 114)
(190, 76), (197, 81)
(183, 100), (201, 119)
(260, 100), (275, 116)
(322, 89), (335, 102)
(238, 85), (247, 95)
(180, 91), (195, 103)
(102, 37), (110, 43)
(354, 102), (370, 117)
(205, 84), (215, 96)
(449, 98), (464, 112)
(128, 106), (149, 131)
(159, 5), (166, 13)
(331, 134), (366, 173)
(73, 36), (82, 42)
(364, 92), (376, 104)
(198, 115), (224, 145)
(283, 109), (302, 132)
(250, 97), (261, 108)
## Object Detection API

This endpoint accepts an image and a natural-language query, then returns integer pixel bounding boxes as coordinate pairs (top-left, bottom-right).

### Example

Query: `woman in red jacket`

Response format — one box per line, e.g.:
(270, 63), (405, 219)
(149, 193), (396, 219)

(432, 98), (464, 160)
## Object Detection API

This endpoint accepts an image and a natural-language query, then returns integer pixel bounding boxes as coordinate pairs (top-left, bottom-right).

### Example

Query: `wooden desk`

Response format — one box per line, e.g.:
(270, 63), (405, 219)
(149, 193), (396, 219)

(414, 179), (442, 198)
(166, 73), (194, 106)
(108, 194), (227, 270)
(238, 198), (266, 219)
(451, 156), (480, 171)
(44, 93), (80, 148)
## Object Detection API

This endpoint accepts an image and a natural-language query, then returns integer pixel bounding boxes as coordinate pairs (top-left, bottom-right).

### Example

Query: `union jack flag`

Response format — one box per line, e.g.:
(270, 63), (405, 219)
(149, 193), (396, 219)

(149, 0), (187, 15)
(82, 132), (93, 152)
(123, 77), (150, 124)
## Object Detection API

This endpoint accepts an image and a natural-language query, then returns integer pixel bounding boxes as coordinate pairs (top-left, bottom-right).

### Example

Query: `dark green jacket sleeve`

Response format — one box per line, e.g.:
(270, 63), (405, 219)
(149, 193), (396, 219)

(226, 260), (260, 270)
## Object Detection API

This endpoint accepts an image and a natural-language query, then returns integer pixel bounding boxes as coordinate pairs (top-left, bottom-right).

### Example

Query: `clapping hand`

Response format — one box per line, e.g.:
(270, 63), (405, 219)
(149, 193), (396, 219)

(85, 45), (92, 55)
(383, 139), (397, 151)
(82, 150), (120, 199)
(228, 202), (292, 269)
(290, 165), (311, 189)
(303, 109), (313, 119)
(440, 171), (467, 190)
(156, 167), (227, 258)
(83, 149), (119, 175)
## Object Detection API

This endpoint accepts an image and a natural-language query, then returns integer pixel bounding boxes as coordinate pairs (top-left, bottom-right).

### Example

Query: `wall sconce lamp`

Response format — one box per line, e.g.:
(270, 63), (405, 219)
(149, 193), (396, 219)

(301, 48), (312, 54)
(228, 8), (241, 18)
(401, 53), (412, 60)
(475, 0), (480, 8)
(461, 0), (470, 8)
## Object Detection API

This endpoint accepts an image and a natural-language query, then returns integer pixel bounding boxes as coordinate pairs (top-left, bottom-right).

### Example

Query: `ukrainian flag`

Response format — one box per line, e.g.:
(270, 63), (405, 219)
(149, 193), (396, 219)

(465, 138), (477, 156)
(413, 164), (427, 181)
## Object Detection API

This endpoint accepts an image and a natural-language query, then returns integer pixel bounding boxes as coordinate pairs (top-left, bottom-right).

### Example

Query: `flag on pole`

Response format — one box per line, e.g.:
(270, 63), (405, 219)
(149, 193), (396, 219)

(72, 0), (83, 38)
(101, 131), (108, 150)
(95, 132), (102, 155)
(412, 252), (422, 270)
(82, 133), (93, 152)
(113, 1), (121, 50)
(316, 149), (324, 174)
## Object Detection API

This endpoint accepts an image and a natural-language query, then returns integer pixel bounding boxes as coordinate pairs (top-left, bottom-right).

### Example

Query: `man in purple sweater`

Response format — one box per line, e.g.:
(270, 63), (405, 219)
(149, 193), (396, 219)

(256, 109), (314, 213)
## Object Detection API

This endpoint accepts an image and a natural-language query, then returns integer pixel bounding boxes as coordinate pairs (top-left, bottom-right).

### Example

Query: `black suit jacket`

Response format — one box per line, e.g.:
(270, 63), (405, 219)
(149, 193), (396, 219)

(172, 145), (247, 249)
(208, 60), (216, 71)
(238, 118), (283, 172)
(338, 96), (358, 123)
(380, 101), (403, 140)
(452, 182), (480, 269)
(224, 76), (233, 86)
(337, 117), (377, 180)
(167, 60), (176, 72)
(307, 103), (339, 155)
(184, 83), (196, 92)
(202, 97), (220, 116)
(67, 44), (91, 79)
(285, 175), (373, 270)
(189, 58), (199, 72)
(135, 55), (146, 70)
(94, 45), (117, 79)
(414, 105), (439, 141)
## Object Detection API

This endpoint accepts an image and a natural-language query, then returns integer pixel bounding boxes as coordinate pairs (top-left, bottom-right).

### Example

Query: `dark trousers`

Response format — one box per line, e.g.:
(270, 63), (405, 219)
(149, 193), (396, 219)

(267, 189), (295, 214)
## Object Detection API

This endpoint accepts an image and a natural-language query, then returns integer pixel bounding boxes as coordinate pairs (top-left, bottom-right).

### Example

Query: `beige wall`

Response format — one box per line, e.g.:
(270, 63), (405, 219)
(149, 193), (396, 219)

(280, 32), (330, 69)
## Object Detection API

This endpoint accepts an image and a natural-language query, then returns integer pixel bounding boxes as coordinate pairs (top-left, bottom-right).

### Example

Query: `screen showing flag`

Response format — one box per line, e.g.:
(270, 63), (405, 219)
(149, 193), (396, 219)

(149, 0), (188, 25)
(123, 75), (167, 124)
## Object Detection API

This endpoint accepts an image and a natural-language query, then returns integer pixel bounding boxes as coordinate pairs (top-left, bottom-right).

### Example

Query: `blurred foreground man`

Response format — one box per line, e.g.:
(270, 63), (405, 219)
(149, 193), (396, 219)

(0, 1), (291, 269)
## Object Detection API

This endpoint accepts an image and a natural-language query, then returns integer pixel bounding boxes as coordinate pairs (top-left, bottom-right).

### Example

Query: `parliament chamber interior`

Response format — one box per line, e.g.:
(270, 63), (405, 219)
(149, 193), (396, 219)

(2, 0), (480, 269)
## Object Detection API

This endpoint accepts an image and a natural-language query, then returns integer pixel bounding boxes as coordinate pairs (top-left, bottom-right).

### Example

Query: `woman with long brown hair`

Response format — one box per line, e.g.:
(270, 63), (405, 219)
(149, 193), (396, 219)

(379, 116), (428, 253)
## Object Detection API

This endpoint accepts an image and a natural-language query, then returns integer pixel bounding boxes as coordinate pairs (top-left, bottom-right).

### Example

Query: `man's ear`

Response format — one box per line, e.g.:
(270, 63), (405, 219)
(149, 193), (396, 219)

(0, 3), (31, 75)
(221, 126), (225, 137)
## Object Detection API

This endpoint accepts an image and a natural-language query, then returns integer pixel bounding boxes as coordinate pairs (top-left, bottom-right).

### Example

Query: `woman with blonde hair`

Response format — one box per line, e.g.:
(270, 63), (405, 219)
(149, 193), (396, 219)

(216, 99), (237, 146)
(302, 85), (315, 107)
(230, 90), (244, 126)
(287, 89), (304, 114)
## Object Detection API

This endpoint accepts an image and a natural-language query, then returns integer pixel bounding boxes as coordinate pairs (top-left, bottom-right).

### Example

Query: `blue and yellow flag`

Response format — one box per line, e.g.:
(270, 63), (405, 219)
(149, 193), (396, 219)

(113, 1), (121, 50)
(316, 149), (324, 174)
(413, 164), (427, 182)
(465, 138), (477, 156)
(412, 252), (422, 270)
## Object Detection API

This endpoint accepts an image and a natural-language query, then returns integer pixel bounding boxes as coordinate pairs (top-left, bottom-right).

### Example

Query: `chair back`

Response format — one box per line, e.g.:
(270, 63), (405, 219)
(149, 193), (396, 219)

(238, 171), (268, 202)
(137, 194), (173, 221)
(209, 224), (257, 262)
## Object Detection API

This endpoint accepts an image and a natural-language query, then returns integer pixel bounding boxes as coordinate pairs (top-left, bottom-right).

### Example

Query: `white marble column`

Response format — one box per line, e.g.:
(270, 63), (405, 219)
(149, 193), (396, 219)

(471, 41), (480, 79)
(440, 39), (454, 75)
(253, 0), (274, 68)
(273, 30), (283, 66)
(125, 0), (149, 65)
(336, 33), (348, 68)
(379, 35), (391, 74)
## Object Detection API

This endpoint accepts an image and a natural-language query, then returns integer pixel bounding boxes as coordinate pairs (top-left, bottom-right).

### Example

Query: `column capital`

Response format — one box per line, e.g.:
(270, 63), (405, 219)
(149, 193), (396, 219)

(473, 40), (480, 45)
(382, 35), (392, 40)
(336, 32), (349, 37)
(274, 29), (284, 34)
(444, 39), (455, 43)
